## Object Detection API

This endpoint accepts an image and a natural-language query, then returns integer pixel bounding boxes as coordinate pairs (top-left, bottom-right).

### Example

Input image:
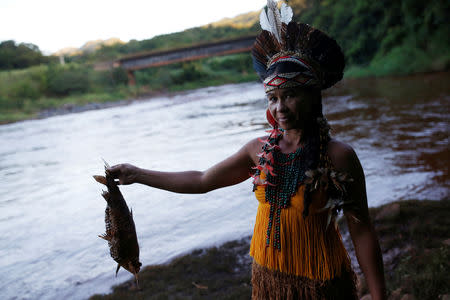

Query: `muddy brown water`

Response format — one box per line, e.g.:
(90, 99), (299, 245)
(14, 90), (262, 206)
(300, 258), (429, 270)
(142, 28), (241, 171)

(325, 72), (449, 200)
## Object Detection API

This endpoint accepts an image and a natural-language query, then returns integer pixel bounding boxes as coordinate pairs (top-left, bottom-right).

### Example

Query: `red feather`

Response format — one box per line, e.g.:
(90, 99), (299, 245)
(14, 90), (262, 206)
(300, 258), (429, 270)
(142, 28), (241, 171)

(266, 109), (277, 127)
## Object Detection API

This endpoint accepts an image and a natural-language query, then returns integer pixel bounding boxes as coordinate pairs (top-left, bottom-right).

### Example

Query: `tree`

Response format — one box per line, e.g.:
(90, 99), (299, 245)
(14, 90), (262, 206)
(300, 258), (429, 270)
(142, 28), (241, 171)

(0, 40), (49, 70)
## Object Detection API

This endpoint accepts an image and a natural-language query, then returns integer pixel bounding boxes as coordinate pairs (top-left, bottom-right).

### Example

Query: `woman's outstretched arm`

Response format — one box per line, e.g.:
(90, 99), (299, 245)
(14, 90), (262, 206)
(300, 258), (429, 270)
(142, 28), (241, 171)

(107, 138), (262, 194)
(329, 140), (387, 300)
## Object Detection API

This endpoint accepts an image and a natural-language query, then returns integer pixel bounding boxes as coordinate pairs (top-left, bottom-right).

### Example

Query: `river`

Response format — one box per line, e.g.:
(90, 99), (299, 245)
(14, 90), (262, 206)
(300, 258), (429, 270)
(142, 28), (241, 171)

(0, 72), (448, 299)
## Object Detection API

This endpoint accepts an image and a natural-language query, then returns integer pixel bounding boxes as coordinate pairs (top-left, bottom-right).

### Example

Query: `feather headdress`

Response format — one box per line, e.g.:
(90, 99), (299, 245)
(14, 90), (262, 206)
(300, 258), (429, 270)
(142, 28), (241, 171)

(252, 0), (345, 91)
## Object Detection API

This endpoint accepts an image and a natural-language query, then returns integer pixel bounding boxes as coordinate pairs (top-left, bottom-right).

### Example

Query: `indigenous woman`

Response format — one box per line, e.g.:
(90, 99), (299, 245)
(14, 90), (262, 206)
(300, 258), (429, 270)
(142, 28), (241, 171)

(108, 1), (386, 299)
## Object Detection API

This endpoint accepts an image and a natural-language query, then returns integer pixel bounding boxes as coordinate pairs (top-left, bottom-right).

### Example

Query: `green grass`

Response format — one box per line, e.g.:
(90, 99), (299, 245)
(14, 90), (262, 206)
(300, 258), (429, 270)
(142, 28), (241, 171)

(392, 245), (449, 300)
(345, 39), (450, 78)
(0, 110), (36, 124)
(367, 200), (450, 299)
(0, 91), (129, 124)
(0, 55), (260, 124)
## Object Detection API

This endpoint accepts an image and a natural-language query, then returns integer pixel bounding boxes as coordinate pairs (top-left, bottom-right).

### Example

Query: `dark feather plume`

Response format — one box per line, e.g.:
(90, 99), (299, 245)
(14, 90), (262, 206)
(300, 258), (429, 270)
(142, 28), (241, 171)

(285, 22), (300, 51)
(252, 30), (281, 80)
(294, 23), (345, 89)
(280, 23), (288, 49)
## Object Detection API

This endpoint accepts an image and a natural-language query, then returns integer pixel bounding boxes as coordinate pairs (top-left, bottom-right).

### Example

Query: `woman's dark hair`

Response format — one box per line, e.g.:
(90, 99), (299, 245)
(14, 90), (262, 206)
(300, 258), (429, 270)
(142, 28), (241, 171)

(302, 94), (333, 217)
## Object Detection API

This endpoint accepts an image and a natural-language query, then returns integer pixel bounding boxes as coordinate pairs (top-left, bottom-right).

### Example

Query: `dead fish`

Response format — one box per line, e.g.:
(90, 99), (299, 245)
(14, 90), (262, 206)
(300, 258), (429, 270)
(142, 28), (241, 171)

(93, 161), (141, 288)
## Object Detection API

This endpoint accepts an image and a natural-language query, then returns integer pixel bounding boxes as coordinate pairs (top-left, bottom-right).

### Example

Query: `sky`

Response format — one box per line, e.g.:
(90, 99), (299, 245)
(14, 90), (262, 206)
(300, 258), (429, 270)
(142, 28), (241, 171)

(0, 0), (268, 54)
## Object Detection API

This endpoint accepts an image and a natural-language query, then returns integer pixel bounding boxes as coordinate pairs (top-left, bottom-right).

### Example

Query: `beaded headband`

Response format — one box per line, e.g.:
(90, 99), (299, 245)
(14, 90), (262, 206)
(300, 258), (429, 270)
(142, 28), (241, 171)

(263, 53), (321, 92)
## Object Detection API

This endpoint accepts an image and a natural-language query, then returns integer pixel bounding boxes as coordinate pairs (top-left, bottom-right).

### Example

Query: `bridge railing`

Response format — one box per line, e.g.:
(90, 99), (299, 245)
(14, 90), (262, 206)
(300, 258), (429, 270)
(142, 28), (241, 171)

(117, 35), (256, 70)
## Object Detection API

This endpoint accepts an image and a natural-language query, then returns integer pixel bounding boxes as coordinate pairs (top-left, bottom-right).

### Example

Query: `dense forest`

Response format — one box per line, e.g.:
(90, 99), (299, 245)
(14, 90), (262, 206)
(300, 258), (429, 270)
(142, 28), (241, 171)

(290, 0), (449, 76)
(0, 0), (448, 123)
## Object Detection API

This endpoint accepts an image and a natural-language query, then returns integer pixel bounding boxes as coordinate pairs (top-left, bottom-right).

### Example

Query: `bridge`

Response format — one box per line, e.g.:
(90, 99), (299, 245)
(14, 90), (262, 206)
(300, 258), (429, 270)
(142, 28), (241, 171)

(110, 35), (257, 85)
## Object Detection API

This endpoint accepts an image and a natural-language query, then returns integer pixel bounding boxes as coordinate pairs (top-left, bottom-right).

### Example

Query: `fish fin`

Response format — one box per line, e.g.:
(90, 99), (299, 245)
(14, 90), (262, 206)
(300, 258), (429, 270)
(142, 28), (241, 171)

(101, 190), (110, 201)
(102, 158), (111, 170)
(93, 175), (107, 185)
(98, 234), (109, 241)
(115, 264), (121, 277)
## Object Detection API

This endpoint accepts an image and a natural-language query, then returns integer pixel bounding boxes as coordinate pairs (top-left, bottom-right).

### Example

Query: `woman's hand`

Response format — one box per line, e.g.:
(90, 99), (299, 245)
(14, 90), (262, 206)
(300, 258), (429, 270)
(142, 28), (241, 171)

(107, 163), (140, 185)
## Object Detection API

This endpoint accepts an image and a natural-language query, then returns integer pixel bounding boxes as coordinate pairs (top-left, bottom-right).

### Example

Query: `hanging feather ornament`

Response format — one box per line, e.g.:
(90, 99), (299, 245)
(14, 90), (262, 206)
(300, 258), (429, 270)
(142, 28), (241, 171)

(303, 168), (356, 228)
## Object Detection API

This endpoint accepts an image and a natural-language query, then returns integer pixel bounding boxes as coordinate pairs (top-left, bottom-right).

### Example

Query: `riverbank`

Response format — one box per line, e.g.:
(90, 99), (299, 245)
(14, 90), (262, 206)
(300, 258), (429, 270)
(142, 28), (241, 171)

(0, 58), (258, 125)
(89, 199), (449, 300)
(2, 70), (448, 125)
(0, 87), (164, 125)
(0, 84), (201, 125)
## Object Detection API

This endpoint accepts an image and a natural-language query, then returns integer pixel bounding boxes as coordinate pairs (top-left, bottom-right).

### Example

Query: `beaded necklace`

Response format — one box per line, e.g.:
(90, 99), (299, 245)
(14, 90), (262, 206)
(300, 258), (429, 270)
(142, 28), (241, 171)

(253, 132), (316, 250)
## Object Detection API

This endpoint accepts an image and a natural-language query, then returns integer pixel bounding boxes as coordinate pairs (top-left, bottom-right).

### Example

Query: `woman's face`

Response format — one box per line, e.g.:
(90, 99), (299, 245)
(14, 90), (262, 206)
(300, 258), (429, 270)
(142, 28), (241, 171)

(266, 87), (320, 130)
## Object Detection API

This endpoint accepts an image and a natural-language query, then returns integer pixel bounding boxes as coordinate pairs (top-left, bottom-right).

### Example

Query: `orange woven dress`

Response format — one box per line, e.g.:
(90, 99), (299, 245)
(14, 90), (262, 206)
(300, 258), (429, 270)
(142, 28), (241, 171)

(250, 172), (357, 300)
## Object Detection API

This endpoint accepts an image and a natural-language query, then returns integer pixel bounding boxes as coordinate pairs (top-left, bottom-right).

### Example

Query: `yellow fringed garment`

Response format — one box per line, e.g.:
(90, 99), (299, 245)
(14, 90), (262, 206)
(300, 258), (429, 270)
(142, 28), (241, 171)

(250, 172), (352, 280)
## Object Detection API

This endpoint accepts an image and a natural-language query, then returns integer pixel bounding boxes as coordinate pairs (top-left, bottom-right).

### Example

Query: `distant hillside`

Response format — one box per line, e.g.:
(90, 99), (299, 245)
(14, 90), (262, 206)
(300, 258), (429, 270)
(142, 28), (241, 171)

(53, 10), (261, 62)
(53, 38), (125, 56)
(53, 47), (81, 57)
(80, 38), (125, 53)
(208, 10), (260, 28)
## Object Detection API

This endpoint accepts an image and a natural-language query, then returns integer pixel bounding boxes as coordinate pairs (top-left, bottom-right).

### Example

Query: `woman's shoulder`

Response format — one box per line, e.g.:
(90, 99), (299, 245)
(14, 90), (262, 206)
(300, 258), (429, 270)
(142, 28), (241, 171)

(326, 139), (360, 172)
(245, 135), (269, 164)
(246, 135), (269, 149)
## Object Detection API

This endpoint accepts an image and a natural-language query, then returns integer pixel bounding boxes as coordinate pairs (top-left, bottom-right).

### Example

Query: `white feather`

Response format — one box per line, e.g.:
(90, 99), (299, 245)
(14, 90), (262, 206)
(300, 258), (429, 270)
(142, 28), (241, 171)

(267, 0), (278, 11)
(259, 8), (271, 32)
(267, 7), (279, 41)
(272, 1), (282, 34)
(266, 0), (281, 42)
(280, 2), (293, 24)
